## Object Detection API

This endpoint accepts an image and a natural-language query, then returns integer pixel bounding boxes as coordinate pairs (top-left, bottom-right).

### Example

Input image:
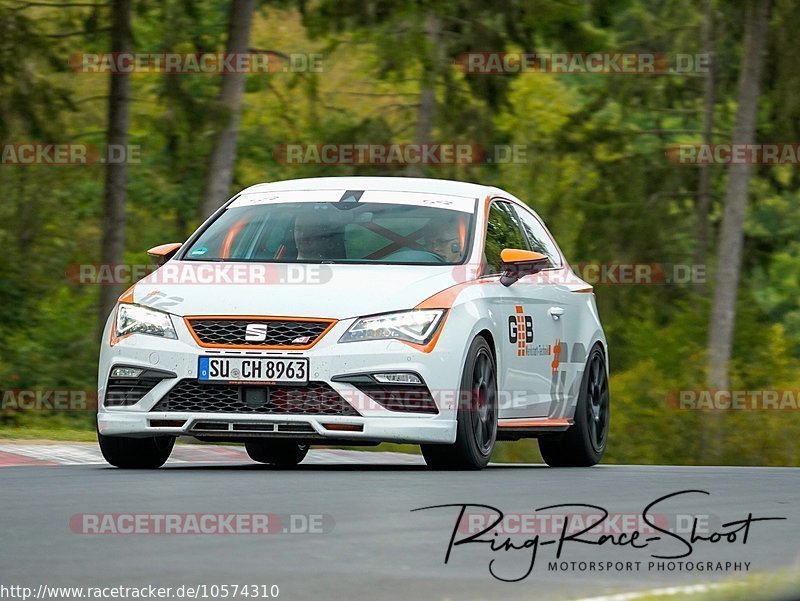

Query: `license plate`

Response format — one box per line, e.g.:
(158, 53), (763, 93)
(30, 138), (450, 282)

(198, 357), (308, 384)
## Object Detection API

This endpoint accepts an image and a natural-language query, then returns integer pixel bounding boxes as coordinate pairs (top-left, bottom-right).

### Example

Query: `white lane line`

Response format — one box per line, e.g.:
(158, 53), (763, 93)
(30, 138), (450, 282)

(0, 444), (105, 465)
(0, 450), (57, 466)
(601, 464), (800, 470)
(0, 443), (252, 466)
(570, 582), (735, 601)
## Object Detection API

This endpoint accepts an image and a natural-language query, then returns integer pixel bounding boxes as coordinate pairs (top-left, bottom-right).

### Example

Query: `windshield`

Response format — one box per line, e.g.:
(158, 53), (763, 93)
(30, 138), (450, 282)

(183, 202), (473, 265)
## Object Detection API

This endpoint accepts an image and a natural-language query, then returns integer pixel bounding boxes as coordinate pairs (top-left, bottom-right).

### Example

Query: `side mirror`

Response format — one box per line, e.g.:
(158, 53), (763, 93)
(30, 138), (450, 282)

(147, 243), (182, 266)
(499, 249), (549, 287)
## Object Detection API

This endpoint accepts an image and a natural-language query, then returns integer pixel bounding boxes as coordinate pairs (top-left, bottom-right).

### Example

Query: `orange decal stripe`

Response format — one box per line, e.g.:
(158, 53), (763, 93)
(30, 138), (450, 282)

(497, 418), (572, 428)
(415, 282), (468, 310)
(415, 276), (499, 310)
(398, 312), (449, 354)
(118, 284), (135, 304)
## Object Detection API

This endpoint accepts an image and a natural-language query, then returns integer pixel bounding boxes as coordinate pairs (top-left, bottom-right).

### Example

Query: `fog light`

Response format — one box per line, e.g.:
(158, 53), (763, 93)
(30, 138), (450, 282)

(372, 372), (422, 385)
(111, 367), (143, 378)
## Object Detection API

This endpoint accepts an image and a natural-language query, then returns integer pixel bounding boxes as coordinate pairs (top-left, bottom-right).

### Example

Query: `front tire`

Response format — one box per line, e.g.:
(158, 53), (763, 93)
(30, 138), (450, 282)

(245, 440), (309, 467)
(539, 344), (609, 467)
(421, 336), (498, 470)
(97, 429), (175, 469)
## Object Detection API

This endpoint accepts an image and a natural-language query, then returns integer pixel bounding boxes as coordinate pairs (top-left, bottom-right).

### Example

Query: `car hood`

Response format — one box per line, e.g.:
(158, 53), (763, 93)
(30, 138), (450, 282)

(129, 261), (467, 319)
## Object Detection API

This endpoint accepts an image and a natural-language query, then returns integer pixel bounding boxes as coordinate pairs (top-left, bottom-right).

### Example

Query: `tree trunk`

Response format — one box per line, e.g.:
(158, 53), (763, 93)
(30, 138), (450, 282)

(693, 0), (715, 297)
(98, 0), (132, 331)
(708, 0), (771, 391)
(199, 0), (257, 219)
(407, 13), (441, 177)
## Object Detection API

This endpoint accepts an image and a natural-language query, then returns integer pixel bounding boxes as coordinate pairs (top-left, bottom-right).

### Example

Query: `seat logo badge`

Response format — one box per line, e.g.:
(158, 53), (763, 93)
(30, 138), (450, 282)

(245, 323), (268, 342)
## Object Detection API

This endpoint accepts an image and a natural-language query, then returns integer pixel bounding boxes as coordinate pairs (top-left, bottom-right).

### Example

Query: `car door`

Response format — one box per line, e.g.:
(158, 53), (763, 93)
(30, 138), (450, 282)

(483, 200), (562, 418)
(510, 201), (578, 418)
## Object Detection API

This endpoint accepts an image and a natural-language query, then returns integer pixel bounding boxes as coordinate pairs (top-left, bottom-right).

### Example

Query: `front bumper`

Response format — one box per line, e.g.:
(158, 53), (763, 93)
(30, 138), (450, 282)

(98, 316), (459, 444)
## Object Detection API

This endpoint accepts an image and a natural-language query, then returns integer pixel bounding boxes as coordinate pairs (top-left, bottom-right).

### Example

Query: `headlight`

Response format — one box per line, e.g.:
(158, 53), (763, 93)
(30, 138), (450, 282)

(115, 303), (177, 340)
(339, 309), (446, 344)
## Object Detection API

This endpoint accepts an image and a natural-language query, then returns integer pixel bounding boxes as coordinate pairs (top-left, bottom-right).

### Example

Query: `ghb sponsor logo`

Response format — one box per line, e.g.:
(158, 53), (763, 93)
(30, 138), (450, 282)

(509, 306), (534, 356)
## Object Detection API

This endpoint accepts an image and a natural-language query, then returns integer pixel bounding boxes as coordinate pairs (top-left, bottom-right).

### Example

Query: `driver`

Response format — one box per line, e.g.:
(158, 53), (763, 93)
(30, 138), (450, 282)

(293, 211), (346, 260)
(423, 214), (464, 262)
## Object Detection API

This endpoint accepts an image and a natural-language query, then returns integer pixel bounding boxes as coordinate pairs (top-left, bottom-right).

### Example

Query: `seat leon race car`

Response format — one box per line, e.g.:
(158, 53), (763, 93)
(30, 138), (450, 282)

(97, 177), (609, 470)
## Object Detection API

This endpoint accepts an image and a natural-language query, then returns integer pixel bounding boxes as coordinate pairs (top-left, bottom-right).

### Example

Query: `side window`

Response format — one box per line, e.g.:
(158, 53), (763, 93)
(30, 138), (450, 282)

(483, 201), (528, 274)
(512, 205), (562, 268)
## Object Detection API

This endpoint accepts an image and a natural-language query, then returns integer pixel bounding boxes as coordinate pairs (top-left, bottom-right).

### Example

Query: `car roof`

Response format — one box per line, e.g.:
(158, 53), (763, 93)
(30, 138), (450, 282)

(239, 177), (510, 201)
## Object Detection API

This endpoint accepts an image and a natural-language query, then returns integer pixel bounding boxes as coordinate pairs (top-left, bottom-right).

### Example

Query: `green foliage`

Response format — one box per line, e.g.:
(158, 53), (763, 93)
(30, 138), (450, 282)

(1, 0), (799, 466)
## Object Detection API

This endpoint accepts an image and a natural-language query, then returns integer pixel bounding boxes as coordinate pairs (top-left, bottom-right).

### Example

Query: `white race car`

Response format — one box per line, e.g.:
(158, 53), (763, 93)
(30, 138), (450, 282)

(97, 177), (609, 469)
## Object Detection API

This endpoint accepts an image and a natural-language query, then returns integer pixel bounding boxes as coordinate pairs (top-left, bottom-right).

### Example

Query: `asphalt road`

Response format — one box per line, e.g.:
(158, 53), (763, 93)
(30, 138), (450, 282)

(1, 453), (799, 601)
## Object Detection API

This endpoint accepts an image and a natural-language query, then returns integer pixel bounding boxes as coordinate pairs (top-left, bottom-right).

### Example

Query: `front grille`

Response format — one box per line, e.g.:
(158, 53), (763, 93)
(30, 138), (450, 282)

(186, 318), (333, 348)
(151, 379), (359, 416)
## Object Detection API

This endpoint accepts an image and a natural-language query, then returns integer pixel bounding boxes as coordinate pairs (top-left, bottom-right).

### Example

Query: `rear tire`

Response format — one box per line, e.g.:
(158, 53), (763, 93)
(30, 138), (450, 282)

(97, 429), (175, 469)
(539, 344), (609, 467)
(421, 337), (497, 470)
(245, 440), (309, 467)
